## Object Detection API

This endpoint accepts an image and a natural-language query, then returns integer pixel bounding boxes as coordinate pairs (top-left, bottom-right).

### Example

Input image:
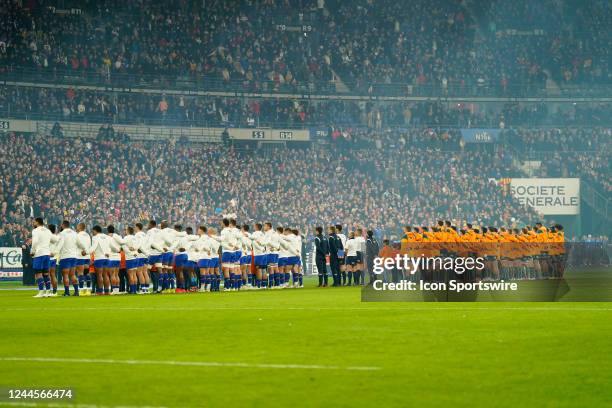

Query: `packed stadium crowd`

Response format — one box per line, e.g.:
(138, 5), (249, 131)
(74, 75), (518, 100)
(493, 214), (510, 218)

(0, 129), (541, 248)
(2, 85), (610, 128)
(1, 0), (610, 94)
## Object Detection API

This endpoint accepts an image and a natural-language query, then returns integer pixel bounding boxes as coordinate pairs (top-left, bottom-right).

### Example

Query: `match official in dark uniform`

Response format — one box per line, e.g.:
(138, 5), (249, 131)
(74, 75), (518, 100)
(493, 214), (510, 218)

(328, 225), (343, 286)
(314, 226), (329, 287)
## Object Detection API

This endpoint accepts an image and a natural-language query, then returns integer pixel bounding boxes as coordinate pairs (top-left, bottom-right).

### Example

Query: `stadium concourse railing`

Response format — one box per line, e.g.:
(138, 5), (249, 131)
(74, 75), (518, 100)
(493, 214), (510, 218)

(2, 66), (612, 102)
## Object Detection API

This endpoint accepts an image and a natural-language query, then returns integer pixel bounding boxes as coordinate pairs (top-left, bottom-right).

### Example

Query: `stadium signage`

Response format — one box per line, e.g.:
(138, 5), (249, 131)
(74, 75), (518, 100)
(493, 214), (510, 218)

(0, 247), (23, 280)
(0, 120), (9, 130)
(229, 128), (310, 141)
(460, 128), (500, 143)
(509, 178), (580, 215)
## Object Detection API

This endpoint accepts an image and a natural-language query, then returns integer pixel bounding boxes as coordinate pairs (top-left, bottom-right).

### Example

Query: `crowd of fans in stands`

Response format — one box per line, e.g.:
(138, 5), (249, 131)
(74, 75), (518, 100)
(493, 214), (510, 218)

(1, 0), (609, 94)
(505, 127), (612, 195)
(2, 85), (610, 128)
(0, 130), (539, 246)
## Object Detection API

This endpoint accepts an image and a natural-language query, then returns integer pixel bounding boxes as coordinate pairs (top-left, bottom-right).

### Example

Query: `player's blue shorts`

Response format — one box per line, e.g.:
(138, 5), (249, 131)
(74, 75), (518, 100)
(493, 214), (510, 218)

(137, 257), (147, 267)
(278, 257), (288, 267)
(32, 255), (50, 271)
(266, 254), (279, 265)
(346, 256), (358, 266)
(161, 252), (173, 265)
(233, 251), (242, 262)
(174, 253), (188, 267)
(239, 255), (252, 265)
(93, 259), (108, 268)
(254, 254), (267, 267)
(76, 258), (90, 266)
(209, 257), (219, 268)
(221, 251), (235, 263)
(287, 256), (300, 266)
(197, 259), (210, 268)
(107, 260), (120, 268)
(58, 257), (76, 270)
(148, 254), (162, 265)
(126, 259), (139, 270)
(356, 251), (363, 263)
(187, 260), (197, 268)
(49, 259), (57, 269)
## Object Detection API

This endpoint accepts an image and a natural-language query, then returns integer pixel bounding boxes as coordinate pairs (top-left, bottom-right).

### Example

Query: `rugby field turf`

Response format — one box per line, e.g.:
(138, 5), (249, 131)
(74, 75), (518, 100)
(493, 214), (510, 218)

(0, 278), (611, 408)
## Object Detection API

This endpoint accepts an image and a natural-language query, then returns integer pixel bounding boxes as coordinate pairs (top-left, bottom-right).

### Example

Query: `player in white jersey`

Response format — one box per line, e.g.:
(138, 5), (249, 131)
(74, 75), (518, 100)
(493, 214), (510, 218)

(158, 221), (177, 293)
(31, 217), (57, 297)
(75, 222), (92, 295)
(239, 224), (253, 289)
(264, 222), (281, 288)
(278, 227), (294, 288)
(47, 224), (60, 296)
(173, 224), (194, 293)
(207, 227), (221, 291)
(134, 223), (150, 293)
(250, 223), (267, 289)
(229, 219), (243, 290)
(194, 226), (211, 292)
(106, 225), (124, 295)
(56, 220), (79, 296)
(184, 227), (200, 291)
(291, 229), (303, 287)
(216, 218), (239, 291)
(354, 228), (366, 285)
(344, 231), (359, 286)
(123, 226), (140, 294)
(90, 225), (111, 295)
(145, 220), (164, 293)
(335, 224), (348, 286)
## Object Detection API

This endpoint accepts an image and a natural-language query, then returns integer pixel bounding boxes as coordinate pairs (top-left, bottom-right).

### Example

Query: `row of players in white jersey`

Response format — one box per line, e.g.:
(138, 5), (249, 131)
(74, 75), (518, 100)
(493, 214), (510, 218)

(30, 217), (303, 297)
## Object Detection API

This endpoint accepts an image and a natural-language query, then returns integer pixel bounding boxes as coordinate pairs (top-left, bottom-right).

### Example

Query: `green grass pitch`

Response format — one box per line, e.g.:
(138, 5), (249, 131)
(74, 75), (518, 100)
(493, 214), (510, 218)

(0, 278), (611, 408)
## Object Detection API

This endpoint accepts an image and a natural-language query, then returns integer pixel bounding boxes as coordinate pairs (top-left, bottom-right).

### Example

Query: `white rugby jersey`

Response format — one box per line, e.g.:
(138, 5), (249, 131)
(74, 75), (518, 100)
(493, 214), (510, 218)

(337, 232), (347, 251)
(265, 229), (281, 254)
(57, 228), (78, 260)
(241, 232), (252, 255)
(208, 234), (221, 257)
(109, 233), (124, 260)
(219, 227), (238, 252)
(279, 234), (293, 258)
(31, 226), (54, 257)
(146, 227), (163, 255)
(90, 233), (111, 259)
(134, 231), (148, 258)
(123, 234), (138, 260)
(194, 235), (211, 260)
(292, 234), (302, 258)
(355, 235), (366, 253)
(161, 227), (176, 252)
(76, 230), (92, 260)
(250, 230), (266, 256)
(186, 234), (200, 261)
(345, 238), (359, 257)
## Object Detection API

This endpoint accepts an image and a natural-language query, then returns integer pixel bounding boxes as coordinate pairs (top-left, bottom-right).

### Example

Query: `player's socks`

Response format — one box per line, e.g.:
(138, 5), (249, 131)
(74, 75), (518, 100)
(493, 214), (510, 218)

(169, 272), (176, 289)
(284, 272), (290, 285)
(43, 275), (51, 290)
(341, 271), (347, 285)
(216, 276), (221, 291)
(323, 274), (328, 285)
(299, 274), (303, 286)
(247, 274), (253, 286)
(274, 273), (280, 286)
(63, 285), (70, 296)
(85, 274), (92, 289)
(224, 276), (230, 290)
(78, 275), (84, 289)
(104, 286), (110, 294)
(36, 277), (44, 291)
(73, 283), (79, 295)
(318, 274), (323, 286)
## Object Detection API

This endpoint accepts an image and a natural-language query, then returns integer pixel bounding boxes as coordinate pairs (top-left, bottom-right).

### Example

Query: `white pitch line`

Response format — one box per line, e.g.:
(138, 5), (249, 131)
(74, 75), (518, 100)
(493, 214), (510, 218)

(0, 357), (380, 372)
(1, 306), (612, 312)
(0, 402), (166, 408)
